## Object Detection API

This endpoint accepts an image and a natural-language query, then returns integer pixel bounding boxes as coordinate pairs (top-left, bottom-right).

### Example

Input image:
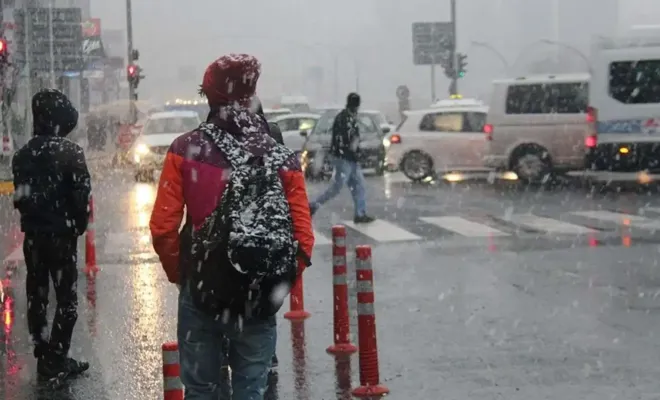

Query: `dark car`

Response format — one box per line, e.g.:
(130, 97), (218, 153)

(299, 109), (390, 180)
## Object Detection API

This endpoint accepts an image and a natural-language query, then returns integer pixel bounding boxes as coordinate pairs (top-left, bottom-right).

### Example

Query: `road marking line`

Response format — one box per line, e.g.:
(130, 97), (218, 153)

(571, 210), (660, 229)
(507, 214), (595, 234)
(420, 216), (510, 237)
(343, 219), (421, 242)
(3, 245), (23, 263)
(313, 229), (332, 246)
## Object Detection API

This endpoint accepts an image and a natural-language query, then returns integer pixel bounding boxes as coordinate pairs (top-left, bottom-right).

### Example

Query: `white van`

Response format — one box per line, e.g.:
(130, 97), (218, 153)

(483, 74), (591, 183)
(586, 35), (660, 177)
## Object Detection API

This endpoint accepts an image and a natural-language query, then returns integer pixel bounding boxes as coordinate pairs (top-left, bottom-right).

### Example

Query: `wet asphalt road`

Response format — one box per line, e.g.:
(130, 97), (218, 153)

(3, 169), (660, 398)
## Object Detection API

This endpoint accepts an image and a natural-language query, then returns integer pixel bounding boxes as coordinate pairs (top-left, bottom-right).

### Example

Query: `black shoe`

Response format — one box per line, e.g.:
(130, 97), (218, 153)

(66, 357), (90, 375)
(353, 215), (375, 224)
(37, 356), (70, 385)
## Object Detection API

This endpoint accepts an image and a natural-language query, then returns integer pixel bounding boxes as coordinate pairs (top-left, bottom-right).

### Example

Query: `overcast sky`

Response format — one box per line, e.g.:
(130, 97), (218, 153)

(90, 0), (655, 107)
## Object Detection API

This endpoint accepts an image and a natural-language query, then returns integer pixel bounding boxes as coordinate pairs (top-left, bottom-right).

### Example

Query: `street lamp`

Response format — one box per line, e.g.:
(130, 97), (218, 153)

(512, 39), (591, 74)
(471, 41), (510, 72)
(538, 39), (591, 73)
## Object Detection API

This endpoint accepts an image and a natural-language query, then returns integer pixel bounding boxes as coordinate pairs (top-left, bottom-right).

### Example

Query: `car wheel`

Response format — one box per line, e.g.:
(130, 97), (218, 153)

(510, 145), (552, 184)
(401, 151), (433, 182)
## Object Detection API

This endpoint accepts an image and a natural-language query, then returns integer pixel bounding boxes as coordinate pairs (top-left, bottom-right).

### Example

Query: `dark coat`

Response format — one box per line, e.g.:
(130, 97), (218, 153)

(12, 89), (91, 236)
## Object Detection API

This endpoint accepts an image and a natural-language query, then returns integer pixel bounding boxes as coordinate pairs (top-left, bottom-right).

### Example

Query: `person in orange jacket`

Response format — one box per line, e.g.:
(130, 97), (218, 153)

(149, 53), (314, 400)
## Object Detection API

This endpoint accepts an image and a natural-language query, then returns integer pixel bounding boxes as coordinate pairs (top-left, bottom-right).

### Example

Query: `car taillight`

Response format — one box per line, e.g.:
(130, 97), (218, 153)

(390, 134), (401, 144)
(484, 124), (493, 141)
(585, 106), (598, 148)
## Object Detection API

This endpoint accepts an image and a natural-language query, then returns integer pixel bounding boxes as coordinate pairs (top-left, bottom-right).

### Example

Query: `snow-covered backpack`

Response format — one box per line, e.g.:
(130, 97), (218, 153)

(188, 122), (309, 317)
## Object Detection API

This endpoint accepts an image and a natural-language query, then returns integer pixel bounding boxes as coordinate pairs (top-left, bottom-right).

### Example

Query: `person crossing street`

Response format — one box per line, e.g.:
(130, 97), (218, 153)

(309, 92), (374, 223)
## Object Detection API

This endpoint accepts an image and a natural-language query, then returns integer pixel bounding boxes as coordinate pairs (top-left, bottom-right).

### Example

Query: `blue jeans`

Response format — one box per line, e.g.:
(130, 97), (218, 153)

(177, 285), (277, 400)
(310, 158), (367, 217)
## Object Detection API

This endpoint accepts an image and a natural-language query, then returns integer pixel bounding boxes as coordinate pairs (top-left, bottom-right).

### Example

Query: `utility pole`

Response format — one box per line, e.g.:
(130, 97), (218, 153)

(333, 55), (339, 103)
(126, 0), (136, 123)
(48, 0), (55, 88)
(450, 0), (458, 95)
(23, 0), (32, 138)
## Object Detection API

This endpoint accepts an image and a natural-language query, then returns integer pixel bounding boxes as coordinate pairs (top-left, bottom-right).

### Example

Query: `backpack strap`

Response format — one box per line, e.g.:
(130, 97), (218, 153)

(199, 122), (251, 169)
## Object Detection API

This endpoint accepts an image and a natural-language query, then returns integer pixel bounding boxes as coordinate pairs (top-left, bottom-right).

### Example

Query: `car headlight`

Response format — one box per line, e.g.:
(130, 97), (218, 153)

(135, 144), (150, 155)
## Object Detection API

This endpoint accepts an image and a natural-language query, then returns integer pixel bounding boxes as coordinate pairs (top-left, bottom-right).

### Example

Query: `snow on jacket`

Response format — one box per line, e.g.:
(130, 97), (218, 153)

(330, 108), (360, 161)
(149, 106), (315, 284)
(12, 89), (91, 236)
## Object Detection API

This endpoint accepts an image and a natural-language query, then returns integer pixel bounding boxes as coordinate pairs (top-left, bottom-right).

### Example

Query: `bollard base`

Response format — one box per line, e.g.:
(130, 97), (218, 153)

(352, 384), (390, 398)
(283, 309), (311, 320)
(326, 342), (357, 355)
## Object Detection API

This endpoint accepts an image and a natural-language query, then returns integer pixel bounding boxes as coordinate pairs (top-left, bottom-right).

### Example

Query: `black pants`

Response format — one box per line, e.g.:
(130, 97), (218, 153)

(24, 234), (79, 359)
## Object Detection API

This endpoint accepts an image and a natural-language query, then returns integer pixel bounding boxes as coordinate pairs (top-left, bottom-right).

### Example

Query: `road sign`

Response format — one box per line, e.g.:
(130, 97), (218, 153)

(396, 85), (409, 100)
(13, 7), (84, 73)
(412, 22), (454, 66)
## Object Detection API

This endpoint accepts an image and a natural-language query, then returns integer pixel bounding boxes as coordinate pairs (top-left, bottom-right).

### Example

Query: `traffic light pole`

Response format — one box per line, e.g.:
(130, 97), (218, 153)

(126, 0), (136, 123)
(450, 0), (458, 95)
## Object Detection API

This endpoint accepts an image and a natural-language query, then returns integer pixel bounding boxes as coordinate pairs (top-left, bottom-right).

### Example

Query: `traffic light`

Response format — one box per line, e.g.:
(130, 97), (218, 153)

(127, 64), (140, 88)
(0, 38), (8, 65)
(441, 58), (455, 79)
(131, 49), (140, 61)
(457, 53), (468, 78)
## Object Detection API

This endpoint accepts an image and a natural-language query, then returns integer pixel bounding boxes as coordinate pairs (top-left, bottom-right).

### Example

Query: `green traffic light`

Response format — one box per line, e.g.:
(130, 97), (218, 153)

(459, 71), (465, 77)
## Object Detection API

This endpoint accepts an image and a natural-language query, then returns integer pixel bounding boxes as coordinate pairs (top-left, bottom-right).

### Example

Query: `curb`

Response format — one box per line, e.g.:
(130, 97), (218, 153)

(0, 181), (13, 195)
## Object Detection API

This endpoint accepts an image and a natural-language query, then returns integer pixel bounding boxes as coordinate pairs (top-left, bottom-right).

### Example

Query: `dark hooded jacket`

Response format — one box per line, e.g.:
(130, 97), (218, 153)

(12, 89), (91, 236)
(330, 93), (361, 161)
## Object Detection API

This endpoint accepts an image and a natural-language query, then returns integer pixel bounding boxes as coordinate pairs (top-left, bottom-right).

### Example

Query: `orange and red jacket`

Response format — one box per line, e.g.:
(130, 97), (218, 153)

(149, 116), (314, 284)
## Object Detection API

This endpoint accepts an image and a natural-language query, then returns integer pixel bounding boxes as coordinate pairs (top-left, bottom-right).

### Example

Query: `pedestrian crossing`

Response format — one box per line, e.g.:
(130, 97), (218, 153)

(34, 206), (660, 265)
(306, 207), (660, 247)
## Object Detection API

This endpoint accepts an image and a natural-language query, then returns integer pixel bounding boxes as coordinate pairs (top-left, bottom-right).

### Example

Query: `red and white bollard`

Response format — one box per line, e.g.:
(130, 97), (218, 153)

(162, 342), (184, 400)
(85, 196), (98, 277)
(284, 271), (311, 320)
(352, 245), (389, 398)
(326, 225), (357, 355)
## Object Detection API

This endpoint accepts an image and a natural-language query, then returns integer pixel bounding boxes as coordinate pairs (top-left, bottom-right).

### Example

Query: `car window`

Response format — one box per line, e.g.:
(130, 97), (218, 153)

(276, 118), (297, 132)
(609, 60), (660, 104)
(310, 111), (379, 137)
(463, 112), (487, 132)
(143, 117), (199, 135)
(505, 82), (588, 114)
(419, 112), (464, 132)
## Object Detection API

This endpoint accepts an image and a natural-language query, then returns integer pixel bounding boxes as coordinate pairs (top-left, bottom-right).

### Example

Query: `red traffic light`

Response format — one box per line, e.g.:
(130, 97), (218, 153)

(0, 39), (7, 54)
(127, 64), (137, 77)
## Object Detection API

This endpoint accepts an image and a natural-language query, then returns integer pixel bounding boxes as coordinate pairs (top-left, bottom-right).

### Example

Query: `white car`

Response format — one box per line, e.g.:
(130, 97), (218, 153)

(270, 113), (320, 152)
(383, 98), (490, 182)
(131, 110), (201, 182)
(263, 108), (292, 121)
(361, 109), (395, 135)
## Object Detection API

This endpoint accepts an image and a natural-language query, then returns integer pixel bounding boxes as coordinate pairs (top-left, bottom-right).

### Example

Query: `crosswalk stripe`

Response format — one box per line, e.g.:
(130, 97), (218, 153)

(343, 219), (421, 242)
(506, 214), (596, 234)
(571, 210), (660, 229)
(313, 230), (332, 246)
(420, 216), (510, 237)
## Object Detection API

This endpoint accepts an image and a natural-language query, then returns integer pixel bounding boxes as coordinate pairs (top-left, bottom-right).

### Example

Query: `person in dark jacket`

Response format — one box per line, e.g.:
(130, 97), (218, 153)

(12, 89), (91, 383)
(308, 92), (374, 223)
